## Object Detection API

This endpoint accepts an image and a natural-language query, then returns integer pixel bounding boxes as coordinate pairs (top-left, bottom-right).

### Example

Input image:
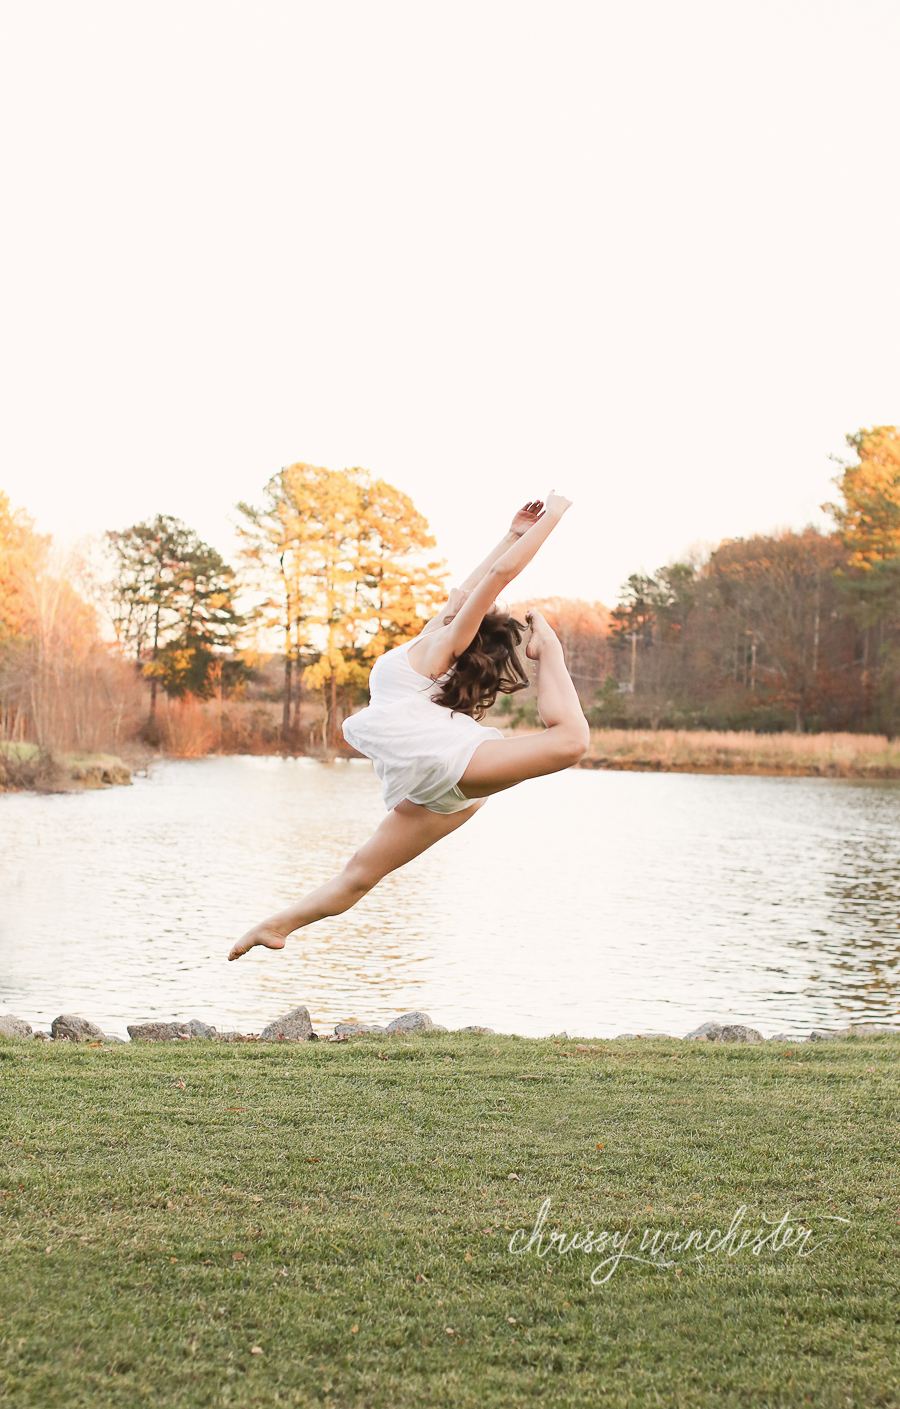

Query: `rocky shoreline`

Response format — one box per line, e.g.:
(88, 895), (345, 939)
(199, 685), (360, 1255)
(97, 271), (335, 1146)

(1, 1007), (895, 1045)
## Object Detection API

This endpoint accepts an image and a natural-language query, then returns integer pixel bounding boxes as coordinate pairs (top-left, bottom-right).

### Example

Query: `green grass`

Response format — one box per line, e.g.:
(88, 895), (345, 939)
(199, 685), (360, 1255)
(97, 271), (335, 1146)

(1, 1033), (899, 1408)
(0, 741), (39, 761)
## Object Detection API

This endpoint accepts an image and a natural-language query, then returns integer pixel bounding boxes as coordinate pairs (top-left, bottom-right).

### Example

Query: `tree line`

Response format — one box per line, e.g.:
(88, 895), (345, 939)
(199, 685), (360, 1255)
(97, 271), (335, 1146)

(602, 426), (900, 734)
(0, 463), (445, 753)
(1, 427), (899, 757)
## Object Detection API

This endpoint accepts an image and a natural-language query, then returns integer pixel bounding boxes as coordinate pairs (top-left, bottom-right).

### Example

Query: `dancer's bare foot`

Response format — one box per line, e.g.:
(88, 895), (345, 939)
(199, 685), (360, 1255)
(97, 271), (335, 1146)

(228, 923), (288, 961)
(525, 610), (561, 660)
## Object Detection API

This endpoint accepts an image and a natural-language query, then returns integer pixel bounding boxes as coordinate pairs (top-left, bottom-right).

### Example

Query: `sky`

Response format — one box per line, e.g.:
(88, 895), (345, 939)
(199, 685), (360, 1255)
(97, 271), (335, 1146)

(1, 0), (898, 608)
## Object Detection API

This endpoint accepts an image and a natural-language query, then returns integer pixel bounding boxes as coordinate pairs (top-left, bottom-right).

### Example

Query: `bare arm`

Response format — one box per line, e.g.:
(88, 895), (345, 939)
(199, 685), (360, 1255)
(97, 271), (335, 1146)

(417, 586), (469, 637)
(410, 493), (572, 676)
(459, 501), (545, 590)
(417, 501), (545, 637)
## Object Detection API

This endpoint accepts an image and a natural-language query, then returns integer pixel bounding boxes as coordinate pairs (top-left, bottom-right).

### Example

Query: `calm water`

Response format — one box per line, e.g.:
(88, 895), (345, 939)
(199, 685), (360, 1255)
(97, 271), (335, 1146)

(1, 757), (899, 1040)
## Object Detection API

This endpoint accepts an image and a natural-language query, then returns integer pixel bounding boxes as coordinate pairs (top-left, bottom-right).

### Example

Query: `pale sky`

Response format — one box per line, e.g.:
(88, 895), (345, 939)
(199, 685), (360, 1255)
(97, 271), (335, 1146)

(1, 0), (897, 607)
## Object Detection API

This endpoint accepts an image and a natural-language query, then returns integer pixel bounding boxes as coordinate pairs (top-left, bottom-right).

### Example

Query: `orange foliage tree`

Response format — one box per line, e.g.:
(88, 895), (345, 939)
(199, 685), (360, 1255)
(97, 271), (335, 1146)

(824, 426), (900, 731)
(237, 464), (446, 746)
(0, 493), (143, 752)
(825, 426), (900, 567)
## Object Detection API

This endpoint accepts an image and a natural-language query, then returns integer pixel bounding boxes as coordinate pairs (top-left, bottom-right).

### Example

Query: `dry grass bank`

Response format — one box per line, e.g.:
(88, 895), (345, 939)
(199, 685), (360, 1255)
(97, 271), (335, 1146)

(0, 742), (132, 792)
(580, 728), (900, 778)
(153, 696), (313, 757)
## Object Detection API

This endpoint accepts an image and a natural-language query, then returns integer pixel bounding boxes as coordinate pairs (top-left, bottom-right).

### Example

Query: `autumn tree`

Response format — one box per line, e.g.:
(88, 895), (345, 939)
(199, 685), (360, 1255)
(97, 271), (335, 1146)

(0, 493), (48, 649)
(237, 463), (446, 747)
(1, 494), (145, 753)
(825, 426), (900, 567)
(106, 515), (242, 719)
(705, 531), (851, 731)
(825, 427), (900, 730)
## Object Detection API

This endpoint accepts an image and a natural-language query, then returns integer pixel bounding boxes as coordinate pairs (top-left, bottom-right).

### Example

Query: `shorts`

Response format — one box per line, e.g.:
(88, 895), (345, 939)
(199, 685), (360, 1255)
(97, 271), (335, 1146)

(416, 782), (480, 815)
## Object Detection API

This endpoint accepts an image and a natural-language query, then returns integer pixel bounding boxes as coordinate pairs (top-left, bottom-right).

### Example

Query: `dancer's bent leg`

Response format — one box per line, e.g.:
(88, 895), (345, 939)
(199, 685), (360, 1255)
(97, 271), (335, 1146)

(228, 797), (485, 960)
(458, 611), (589, 799)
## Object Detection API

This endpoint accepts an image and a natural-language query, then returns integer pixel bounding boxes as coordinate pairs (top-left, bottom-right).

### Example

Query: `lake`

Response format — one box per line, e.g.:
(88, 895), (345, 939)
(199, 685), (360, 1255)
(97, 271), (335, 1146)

(1, 757), (898, 1039)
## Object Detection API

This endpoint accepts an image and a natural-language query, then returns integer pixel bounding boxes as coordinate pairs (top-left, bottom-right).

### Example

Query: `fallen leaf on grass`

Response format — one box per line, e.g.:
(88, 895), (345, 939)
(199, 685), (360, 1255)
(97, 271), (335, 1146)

(250, 1345), (263, 1354)
(174, 1079), (186, 1089)
(232, 1252), (246, 1261)
(508, 1173), (519, 1181)
(228, 1107), (245, 1112)
(596, 1143), (604, 1150)
(351, 1325), (359, 1334)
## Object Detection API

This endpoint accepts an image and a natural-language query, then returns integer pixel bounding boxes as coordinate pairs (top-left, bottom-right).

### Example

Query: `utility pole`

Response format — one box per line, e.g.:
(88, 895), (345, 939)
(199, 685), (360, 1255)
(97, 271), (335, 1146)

(746, 630), (758, 693)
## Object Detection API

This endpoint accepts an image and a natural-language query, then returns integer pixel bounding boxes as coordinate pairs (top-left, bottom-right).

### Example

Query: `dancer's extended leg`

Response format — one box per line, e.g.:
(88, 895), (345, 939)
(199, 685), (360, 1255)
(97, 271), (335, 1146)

(458, 611), (589, 798)
(228, 796), (485, 960)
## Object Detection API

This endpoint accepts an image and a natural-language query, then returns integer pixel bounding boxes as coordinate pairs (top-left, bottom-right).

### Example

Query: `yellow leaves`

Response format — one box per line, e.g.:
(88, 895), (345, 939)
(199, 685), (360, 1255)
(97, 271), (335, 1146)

(236, 462), (447, 704)
(825, 425), (900, 566)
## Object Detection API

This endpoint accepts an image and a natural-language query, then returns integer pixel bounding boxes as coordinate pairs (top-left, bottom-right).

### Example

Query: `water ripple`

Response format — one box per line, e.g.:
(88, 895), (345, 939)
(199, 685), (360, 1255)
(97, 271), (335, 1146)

(1, 757), (898, 1037)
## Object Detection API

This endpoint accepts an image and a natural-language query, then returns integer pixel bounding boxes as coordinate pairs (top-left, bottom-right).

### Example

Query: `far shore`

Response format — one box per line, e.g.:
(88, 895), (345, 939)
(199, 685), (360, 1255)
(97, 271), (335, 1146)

(6, 726), (900, 792)
(578, 727), (900, 779)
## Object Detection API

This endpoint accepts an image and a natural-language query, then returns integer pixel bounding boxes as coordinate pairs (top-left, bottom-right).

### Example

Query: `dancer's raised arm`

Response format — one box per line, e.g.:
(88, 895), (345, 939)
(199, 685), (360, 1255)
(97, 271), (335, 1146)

(458, 501), (545, 590)
(411, 493), (572, 674)
(418, 500), (545, 637)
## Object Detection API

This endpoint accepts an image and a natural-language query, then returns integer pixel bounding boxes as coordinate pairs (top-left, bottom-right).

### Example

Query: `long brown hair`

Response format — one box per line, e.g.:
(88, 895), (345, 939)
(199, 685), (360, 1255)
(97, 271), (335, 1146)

(431, 609), (529, 720)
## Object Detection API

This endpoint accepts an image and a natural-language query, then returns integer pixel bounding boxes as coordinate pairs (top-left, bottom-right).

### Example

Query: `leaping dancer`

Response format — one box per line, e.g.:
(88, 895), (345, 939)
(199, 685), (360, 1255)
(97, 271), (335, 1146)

(228, 493), (588, 961)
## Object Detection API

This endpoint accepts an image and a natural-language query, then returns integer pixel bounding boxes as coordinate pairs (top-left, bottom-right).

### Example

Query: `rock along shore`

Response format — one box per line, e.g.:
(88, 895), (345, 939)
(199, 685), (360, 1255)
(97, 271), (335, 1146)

(0, 1008), (895, 1046)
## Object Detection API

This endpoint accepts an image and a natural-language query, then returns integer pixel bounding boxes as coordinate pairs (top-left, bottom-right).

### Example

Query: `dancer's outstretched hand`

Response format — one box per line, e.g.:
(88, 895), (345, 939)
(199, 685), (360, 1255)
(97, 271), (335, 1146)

(509, 500), (544, 536)
(545, 491), (572, 518)
(445, 586), (471, 618)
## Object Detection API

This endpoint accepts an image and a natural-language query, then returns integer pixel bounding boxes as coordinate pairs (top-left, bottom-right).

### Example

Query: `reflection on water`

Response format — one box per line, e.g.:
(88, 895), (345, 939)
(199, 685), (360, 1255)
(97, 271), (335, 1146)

(1, 757), (898, 1039)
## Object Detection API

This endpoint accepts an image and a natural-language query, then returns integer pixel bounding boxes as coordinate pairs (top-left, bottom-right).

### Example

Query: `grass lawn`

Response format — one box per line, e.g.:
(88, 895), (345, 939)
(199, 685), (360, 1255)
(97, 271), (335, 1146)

(1, 1032), (898, 1407)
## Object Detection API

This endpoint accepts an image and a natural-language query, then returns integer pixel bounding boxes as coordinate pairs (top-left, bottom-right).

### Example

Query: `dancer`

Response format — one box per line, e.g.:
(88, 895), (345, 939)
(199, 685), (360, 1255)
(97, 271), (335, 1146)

(228, 493), (588, 960)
